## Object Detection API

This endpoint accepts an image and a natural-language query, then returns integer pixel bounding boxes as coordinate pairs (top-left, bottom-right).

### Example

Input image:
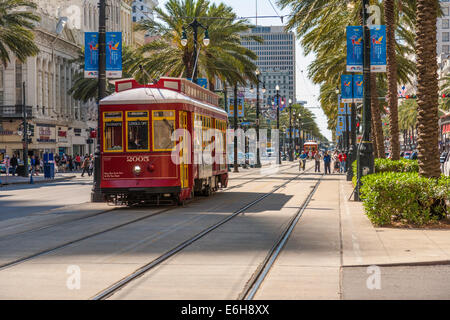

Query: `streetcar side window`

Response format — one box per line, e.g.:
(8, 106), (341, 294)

(152, 110), (175, 151)
(126, 111), (149, 152)
(103, 112), (123, 152)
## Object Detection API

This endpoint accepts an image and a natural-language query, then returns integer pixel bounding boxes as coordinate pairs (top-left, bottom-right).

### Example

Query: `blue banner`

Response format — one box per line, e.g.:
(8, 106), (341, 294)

(228, 98), (244, 118)
(106, 32), (122, 78)
(346, 26), (363, 72)
(370, 25), (387, 72)
(341, 75), (353, 103)
(338, 103), (346, 115)
(84, 32), (99, 78)
(337, 115), (346, 132)
(353, 74), (364, 103)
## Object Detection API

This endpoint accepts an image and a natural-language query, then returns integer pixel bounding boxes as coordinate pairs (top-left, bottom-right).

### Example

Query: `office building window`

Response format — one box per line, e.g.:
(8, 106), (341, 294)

(444, 7), (449, 16)
(443, 32), (450, 42)
(444, 45), (450, 54)
(444, 19), (450, 29)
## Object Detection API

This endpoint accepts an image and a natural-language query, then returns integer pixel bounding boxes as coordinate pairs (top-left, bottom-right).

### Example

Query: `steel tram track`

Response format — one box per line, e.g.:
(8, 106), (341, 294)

(0, 163), (297, 242)
(0, 163), (307, 274)
(240, 173), (324, 300)
(90, 166), (315, 300)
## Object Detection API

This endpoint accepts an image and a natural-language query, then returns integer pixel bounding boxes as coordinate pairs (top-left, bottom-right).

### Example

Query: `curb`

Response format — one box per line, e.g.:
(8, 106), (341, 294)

(0, 175), (76, 187)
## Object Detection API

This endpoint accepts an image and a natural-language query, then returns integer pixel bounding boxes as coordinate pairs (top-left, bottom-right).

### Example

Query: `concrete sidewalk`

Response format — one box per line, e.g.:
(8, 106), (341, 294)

(0, 173), (77, 186)
(255, 174), (450, 300)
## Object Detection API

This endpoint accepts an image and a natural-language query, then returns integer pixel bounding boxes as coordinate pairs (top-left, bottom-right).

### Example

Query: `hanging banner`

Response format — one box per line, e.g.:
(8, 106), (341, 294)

(337, 115), (346, 132)
(353, 74), (364, 103)
(85, 32), (123, 78)
(370, 25), (387, 72)
(338, 103), (346, 115)
(346, 25), (387, 73)
(106, 32), (122, 78)
(84, 32), (99, 78)
(346, 26), (363, 72)
(341, 75), (353, 103)
(228, 98), (244, 118)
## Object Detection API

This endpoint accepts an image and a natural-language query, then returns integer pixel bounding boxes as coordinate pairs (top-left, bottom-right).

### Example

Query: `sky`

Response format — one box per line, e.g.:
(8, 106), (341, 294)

(158, 0), (332, 141)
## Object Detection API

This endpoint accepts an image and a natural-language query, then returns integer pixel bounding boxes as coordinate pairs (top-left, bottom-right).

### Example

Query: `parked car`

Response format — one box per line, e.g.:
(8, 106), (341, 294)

(403, 151), (413, 159)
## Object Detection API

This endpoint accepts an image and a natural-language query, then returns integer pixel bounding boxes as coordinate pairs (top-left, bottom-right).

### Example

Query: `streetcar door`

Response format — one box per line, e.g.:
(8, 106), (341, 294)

(179, 111), (189, 188)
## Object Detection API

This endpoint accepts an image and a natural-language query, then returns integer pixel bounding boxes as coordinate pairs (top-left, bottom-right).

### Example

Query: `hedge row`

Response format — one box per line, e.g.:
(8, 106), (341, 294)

(360, 172), (450, 226)
(352, 158), (419, 178)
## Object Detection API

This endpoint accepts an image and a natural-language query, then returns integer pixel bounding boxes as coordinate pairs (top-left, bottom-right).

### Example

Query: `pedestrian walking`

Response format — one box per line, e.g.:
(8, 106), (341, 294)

(88, 154), (94, 176)
(299, 151), (307, 171)
(75, 154), (81, 171)
(332, 152), (340, 174)
(324, 151), (331, 175)
(10, 154), (18, 176)
(314, 151), (321, 172)
(81, 154), (90, 177)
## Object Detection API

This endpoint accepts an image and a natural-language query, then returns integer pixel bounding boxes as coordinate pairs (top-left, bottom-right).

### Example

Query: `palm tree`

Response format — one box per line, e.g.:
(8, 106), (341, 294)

(278, 0), (417, 147)
(0, 0), (40, 65)
(134, 0), (259, 90)
(415, 0), (440, 178)
(385, 0), (400, 160)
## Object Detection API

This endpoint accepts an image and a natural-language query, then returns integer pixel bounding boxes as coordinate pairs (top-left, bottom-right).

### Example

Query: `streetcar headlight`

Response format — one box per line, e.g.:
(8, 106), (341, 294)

(133, 165), (142, 175)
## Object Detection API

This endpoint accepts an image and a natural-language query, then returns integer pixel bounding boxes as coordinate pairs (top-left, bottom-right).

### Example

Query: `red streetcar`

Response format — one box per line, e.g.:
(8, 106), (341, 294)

(99, 77), (229, 205)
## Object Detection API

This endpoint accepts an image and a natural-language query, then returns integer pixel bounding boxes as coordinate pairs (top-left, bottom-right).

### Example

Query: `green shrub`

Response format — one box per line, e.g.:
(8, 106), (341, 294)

(360, 172), (449, 226)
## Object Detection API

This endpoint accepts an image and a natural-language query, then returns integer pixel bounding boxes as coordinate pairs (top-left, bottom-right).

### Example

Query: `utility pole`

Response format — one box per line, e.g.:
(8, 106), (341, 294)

(255, 72), (261, 168)
(276, 86), (281, 165)
(347, 75), (357, 181)
(355, 0), (374, 201)
(22, 82), (28, 178)
(289, 101), (293, 161)
(91, 0), (106, 202)
(233, 84), (239, 172)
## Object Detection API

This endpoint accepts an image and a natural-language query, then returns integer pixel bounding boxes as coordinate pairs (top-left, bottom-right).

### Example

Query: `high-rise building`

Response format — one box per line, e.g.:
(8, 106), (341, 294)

(438, 1), (450, 57)
(132, 0), (158, 23)
(240, 26), (296, 105)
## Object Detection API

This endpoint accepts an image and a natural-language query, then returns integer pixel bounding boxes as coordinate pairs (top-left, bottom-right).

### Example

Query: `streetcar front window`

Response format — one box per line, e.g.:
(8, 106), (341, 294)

(104, 112), (123, 152)
(126, 111), (149, 151)
(153, 110), (175, 151)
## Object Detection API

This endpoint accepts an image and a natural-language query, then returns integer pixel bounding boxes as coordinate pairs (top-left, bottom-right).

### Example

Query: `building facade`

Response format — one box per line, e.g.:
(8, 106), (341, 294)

(438, 1), (450, 56)
(240, 26), (296, 105)
(132, 0), (158, 22)
(0, 0), (130, 161)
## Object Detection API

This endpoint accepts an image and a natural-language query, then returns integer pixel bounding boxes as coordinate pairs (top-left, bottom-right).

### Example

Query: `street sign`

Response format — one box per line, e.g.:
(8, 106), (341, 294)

(346, 26), (363, 72)
(370, 25), (387, 72)
(106, 32), (123, 78)
(84, 32), (99, 78)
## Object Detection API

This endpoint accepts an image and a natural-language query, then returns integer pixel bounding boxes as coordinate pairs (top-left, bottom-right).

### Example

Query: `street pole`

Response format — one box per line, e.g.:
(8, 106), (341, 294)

(256, 73), (261, 168)
(233, 84), (239, 172)
(192, 19), (199, 83)
(91, 0), (106, 202)
(289, 103), (293, 161)
(22, 81), (28, 178)
(276, 87), (281, 165)
(355, 0), (374, 201)
(347, 74), (357, 181)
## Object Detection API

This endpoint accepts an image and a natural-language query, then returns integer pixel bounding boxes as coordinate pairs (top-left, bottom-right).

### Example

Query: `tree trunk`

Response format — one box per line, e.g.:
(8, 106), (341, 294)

(416, 0), (440, 178)
(371, 115), (379, 158)
(370, 74), (385, 158)
(385, 0), (401, 160)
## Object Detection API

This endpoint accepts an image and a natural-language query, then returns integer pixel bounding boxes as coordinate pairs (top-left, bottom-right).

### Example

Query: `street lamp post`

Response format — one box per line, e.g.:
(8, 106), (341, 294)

(250, 70), (266, 168)
(233, 84), (239, 173)
(289, 99), (293, 161)
(91, 0), (107, 202)
(276, 85), (281, 165)
(355, 0), (374, 201)
(181, 19), (210, 84)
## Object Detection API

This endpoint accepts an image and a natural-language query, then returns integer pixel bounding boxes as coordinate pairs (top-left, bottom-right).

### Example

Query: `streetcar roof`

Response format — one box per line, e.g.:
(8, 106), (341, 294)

(100, 87), (228, 117)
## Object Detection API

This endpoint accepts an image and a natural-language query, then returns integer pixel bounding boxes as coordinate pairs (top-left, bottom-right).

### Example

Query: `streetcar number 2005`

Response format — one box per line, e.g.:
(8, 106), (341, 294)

(126, 156), (150, 162)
